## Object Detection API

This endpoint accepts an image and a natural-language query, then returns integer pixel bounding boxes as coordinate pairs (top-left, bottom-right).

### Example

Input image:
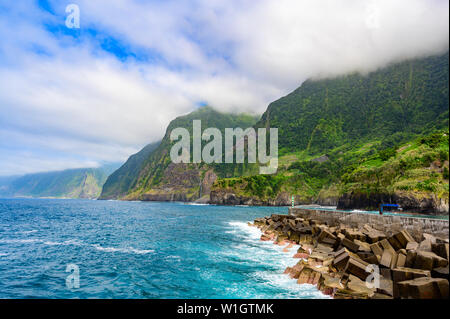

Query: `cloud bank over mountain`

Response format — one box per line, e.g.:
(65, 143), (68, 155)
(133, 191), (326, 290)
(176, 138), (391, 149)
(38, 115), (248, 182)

(0, 0), (448, 175)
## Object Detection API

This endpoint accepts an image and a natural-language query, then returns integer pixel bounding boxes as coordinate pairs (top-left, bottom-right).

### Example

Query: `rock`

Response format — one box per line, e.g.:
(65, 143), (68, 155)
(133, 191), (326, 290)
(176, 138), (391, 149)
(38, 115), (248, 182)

(275, 234), (288, 244)
(297, 244), (313, 254)
(346, 274), (375, 297)
(418, 239), (433, 252)
(297, 267), (322, 285)
(285, 262), (306, 279)
(342, 238), (360, 253)
(431, 266), (449, 279)
(380, 250), (393, 268)
(405, 250), (417, 268)
(380, 268), (392, 281)
(393, 230), (416, 249)
(396, 277), (449, 299)
(414, 251), (448, 270)
(361, 253), (379, 265)
(379, 239), (396, 254)
(315, 243), (335, 253)
(294, 252), (310, 259)
(370, 293), (393, 299)
(388, 236), (403, 251)
(432, 243), (449, 261)
(318, 274), (344, 296)
(318, 229), (337, 246)
(370, 242), (383, 257)
(260, 233), (274, 241)
(377, 277), (394, 297)
(299, 234), (314, 245)
(334, 289), (369, 299)
(392, 267), (431, 283)
(333, 248), (351, 271)
(396, 253), (407, 268)
(354, 240), (371, 252)
(344, 257), (370, 281)
(423, 234), (437, 244)
(344, 229), (366, 241)
(406, 242), (419, 251)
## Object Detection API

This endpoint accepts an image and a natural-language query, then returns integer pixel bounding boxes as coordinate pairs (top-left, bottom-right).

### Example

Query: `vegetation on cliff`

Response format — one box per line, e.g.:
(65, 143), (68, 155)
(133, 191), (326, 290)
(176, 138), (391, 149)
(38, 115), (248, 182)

(100, 52), (449, 212)
(100, 106), (259, 200)
(211, 52), (449, 213)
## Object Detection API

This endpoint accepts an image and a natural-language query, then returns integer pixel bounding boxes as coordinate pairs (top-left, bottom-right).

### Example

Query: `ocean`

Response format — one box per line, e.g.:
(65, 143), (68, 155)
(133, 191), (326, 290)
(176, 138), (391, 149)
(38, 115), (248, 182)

(0, 198), (328, 299)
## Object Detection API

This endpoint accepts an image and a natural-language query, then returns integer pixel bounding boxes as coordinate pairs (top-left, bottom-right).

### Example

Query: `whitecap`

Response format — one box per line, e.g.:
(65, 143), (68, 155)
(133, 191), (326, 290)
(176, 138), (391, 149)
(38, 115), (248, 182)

(91, 244), (153, 254)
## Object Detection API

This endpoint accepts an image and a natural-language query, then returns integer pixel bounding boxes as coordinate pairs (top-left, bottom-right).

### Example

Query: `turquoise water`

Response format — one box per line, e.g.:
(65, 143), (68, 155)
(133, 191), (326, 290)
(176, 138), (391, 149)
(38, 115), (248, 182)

(0, 198), (328, 299)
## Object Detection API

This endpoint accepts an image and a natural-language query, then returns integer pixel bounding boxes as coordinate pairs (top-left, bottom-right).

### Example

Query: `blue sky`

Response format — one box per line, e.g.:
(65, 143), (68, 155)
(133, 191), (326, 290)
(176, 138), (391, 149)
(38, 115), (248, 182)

(0, 0), (448, 176)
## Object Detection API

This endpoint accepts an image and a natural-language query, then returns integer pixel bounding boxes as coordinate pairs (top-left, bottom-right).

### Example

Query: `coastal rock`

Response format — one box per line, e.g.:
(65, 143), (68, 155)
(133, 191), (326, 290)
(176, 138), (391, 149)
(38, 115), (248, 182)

(337, 191), (449, 215)
(396, 277), (449, 299)
(252, 210), (449, 299)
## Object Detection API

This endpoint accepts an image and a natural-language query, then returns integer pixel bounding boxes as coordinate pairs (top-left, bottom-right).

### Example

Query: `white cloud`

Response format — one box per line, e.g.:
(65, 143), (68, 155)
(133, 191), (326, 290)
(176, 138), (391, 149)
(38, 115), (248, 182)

(0, 0), (448, 175)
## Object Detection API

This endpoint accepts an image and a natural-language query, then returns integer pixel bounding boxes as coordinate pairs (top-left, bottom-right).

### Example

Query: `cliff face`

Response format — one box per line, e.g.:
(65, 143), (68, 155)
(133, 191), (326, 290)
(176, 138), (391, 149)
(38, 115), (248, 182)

(210, 189), (293, 206)
(337, 191), (449, 215)
(101, 106), (258, 201)
(100, 141), (161, 199)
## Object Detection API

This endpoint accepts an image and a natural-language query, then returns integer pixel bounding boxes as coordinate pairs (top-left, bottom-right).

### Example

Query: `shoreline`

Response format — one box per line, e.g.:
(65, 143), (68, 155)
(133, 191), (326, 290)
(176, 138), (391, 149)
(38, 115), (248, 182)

(249, 213), (449, 299)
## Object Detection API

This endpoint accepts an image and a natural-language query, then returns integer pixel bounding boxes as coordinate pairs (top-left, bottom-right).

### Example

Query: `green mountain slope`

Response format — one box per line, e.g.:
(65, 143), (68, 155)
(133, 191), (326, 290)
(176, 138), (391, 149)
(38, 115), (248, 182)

(100, 141), (161, 199)
(211, 52), (449, 214)
(2, 164), (120, 199)
(102, 106), (259, 201)
(256, 52), (448, 153)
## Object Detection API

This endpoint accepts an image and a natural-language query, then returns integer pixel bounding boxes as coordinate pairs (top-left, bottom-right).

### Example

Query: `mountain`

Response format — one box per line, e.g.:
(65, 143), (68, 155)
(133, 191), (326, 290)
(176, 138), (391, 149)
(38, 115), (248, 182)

(101, 52), (449, 214)
(210, 52), (449, 214)
(0, 164), (120, 199)
(100, 141), (161, 199)
(99, 106), (259, 201)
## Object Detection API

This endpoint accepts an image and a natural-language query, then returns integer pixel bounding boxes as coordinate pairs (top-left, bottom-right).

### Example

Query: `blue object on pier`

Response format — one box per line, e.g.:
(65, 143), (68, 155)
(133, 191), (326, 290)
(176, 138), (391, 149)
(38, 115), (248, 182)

(379, 203), (399, 215)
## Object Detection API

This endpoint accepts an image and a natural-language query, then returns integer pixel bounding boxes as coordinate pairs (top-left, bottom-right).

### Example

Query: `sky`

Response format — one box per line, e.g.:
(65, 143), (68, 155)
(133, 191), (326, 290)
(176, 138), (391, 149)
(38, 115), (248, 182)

(0, 0), (448, 176)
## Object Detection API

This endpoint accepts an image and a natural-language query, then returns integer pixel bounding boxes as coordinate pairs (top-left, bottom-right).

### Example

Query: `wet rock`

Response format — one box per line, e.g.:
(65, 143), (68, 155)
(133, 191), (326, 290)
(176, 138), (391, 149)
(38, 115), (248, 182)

(297, 267), (322, 285)
(293, 253), (309, 259)
(396, 277), (449, 299)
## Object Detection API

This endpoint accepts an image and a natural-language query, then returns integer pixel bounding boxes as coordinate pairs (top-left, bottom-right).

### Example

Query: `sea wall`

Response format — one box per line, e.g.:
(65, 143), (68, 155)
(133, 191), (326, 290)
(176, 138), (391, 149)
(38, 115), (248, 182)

(289, 207), (449, 241)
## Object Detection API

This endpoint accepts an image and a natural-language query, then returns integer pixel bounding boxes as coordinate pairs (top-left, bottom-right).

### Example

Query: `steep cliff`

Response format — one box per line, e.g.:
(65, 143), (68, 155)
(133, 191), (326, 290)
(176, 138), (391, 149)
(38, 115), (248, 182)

(101, 106), (258, 201)
(211, 53), (449, 214)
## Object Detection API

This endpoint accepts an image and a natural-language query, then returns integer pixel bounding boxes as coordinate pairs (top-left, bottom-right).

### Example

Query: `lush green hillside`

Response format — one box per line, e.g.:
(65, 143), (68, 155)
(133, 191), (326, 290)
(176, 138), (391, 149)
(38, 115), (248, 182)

(256, 53), (448, 154)
(1, 164), (120, 199)
(100, 141), (161, 199)
(211, 52), (449, 213)
(102, 106), (259, 201)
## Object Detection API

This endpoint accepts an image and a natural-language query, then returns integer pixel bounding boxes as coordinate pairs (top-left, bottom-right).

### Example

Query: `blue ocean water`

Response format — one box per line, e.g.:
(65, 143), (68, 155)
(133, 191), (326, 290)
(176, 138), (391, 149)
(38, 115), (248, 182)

(0, 198), (328, 299)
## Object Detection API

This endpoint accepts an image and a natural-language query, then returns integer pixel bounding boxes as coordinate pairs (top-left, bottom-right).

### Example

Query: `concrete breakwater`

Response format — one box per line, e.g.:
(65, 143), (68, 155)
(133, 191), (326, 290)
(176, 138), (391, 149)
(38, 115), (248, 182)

(289, 207), (449, 242)
(250, 210), (449, 299)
